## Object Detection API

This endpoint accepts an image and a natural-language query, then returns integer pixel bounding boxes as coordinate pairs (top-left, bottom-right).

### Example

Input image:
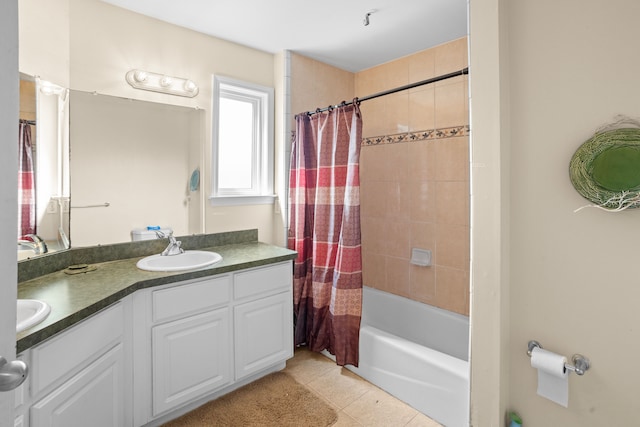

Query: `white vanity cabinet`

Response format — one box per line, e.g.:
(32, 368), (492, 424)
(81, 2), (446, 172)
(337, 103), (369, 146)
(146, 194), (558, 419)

(233, 262), (293, 380)
(147, 275), (232, 418)
(26, 302), (130, 427)
(18, 259), (293, 427)
(134, 261), (293, 425)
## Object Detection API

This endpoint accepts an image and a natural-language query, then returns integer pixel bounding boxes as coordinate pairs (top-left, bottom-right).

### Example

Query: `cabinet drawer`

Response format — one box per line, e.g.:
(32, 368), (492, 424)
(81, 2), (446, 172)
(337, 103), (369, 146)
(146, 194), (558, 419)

(152, 275), (230, 323)
(31, 302), (123, 395)
(233, 262), (292, 301)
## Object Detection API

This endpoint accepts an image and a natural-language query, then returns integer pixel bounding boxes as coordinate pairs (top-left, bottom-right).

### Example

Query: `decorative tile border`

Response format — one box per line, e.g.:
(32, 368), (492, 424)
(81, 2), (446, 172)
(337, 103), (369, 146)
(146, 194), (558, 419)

(362, 125), (470, 146)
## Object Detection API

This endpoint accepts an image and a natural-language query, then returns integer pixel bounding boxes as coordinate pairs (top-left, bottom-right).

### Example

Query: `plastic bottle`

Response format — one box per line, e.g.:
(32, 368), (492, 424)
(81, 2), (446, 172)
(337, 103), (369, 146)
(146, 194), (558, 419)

(509, 412), (522, 427)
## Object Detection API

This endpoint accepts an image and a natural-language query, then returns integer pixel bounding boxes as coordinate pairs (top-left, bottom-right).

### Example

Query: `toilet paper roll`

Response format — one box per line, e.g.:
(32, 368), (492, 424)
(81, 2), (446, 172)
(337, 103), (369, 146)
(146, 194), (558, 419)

(530, 347), (569, 407)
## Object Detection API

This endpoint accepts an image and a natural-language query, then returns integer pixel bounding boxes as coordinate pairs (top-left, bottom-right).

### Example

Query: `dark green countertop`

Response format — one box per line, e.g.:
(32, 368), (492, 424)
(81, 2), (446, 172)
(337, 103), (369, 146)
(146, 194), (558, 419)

(17, 238), (296, 354)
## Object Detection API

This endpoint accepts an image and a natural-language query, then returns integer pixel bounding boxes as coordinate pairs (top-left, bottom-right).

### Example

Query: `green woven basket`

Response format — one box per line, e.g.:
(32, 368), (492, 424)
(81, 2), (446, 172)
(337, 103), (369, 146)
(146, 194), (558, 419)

(569, 128), (640, 210)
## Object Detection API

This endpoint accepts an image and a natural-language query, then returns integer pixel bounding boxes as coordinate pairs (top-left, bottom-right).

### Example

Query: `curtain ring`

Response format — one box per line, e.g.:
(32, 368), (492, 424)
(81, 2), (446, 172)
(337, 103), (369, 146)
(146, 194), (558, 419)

(353, 97), (360, 106)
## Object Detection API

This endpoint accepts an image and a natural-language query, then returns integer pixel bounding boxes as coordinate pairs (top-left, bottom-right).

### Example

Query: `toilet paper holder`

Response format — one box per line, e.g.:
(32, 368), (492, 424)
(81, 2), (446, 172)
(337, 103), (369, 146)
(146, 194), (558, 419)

(527, 340), (590, 376)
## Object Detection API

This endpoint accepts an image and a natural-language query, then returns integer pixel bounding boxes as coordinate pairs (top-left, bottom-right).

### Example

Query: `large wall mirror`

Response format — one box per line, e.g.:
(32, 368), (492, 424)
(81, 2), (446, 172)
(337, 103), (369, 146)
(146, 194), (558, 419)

(18, 75), (70, 260)
(18, 76), (205, 260)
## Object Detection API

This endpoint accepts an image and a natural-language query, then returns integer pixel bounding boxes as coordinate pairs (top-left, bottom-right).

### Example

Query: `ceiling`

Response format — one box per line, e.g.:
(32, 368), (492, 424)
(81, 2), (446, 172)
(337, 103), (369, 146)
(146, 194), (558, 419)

(100, 0), (468, 72)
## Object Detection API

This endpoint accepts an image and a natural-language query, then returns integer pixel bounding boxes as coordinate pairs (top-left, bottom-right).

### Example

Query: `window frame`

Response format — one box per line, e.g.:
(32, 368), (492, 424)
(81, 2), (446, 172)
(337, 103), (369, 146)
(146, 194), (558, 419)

(210, 75), (275, 206)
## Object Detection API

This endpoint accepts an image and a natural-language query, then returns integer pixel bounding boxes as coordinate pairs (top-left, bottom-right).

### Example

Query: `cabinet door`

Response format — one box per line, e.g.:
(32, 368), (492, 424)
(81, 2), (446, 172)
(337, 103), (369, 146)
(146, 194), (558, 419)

(152, 308), (231, 417)
(30, 344), (125, 427)
(234, 291), (293, 380)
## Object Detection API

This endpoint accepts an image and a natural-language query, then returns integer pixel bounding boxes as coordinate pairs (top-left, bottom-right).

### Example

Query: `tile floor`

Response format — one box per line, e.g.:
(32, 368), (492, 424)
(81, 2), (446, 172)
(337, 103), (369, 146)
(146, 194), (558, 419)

(283, 347), (443, 427)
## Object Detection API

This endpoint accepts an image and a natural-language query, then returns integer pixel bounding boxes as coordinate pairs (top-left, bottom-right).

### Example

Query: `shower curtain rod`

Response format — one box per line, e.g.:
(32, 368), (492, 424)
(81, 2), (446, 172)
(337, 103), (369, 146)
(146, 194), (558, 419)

(306, 67), (469, 116)
(20, 119), (36, 126)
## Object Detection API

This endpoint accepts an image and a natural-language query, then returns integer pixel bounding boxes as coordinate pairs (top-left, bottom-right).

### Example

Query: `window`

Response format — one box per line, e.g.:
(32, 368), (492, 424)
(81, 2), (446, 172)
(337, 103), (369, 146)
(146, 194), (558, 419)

(211, 75), (274, 205)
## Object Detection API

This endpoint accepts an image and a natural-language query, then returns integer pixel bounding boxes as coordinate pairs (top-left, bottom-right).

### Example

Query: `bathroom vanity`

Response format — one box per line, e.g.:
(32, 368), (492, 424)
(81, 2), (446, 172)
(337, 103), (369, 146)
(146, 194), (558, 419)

(14, 231), (296, 427)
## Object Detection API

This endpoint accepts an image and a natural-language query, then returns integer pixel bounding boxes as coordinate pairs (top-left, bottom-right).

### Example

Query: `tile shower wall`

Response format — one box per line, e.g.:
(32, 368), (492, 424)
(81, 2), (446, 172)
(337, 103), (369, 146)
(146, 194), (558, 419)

(290, 53), (355, 122)
(289, 36), (469, 316)
(358, 37), (469, 316)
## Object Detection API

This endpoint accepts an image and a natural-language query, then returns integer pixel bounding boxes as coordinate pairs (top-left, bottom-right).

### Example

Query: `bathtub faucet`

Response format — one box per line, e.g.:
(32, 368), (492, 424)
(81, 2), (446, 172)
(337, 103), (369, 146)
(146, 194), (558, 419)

(155, 230), (184, 256)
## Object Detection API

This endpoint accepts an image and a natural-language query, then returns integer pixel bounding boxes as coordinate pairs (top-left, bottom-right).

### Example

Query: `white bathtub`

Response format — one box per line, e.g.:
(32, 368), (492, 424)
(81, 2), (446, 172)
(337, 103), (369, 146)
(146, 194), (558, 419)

(346, 287), (470, 427)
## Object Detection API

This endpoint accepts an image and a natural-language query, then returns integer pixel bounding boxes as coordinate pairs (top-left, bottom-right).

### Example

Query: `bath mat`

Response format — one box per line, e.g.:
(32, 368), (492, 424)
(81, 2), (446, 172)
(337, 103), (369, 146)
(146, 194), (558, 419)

(161, 371), (338, 427)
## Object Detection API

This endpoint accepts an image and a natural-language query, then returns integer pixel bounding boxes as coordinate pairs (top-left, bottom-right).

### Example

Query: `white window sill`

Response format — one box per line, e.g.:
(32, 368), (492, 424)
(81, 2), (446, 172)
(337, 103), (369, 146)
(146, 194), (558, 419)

(208, 195), (276, 206)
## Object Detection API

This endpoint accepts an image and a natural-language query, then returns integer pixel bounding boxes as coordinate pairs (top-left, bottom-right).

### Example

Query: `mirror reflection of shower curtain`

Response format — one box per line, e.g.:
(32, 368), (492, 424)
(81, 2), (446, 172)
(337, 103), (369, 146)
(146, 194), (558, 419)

(288, 103), (363, 367)
(18, 121), (35, 237)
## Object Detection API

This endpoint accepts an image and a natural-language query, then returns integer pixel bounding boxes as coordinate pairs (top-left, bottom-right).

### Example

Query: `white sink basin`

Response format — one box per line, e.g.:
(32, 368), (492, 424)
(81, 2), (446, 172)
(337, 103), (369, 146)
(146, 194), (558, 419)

(136, 250), (223, 272)
(17, 299), (51, 333)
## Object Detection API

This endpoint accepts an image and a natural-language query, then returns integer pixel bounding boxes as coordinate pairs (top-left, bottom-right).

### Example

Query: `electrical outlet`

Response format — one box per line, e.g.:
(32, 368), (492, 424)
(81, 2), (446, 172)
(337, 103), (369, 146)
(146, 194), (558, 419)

(62, 199), (70, 213)
(46, 199), (58, 214)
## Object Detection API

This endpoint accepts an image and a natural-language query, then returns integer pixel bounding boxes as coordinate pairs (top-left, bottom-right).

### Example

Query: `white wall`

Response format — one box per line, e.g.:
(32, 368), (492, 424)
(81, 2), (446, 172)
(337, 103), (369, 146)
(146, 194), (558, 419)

(468, 0), (511, 423)
(19, 0), (70, 87)
(471, 0), (640, 425)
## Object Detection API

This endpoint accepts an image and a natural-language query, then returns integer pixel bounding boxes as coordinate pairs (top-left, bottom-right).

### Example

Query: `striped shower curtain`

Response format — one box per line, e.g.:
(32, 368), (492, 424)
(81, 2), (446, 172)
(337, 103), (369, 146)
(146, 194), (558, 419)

(18, 120), (35, 237)
(288, 103), (363, 367)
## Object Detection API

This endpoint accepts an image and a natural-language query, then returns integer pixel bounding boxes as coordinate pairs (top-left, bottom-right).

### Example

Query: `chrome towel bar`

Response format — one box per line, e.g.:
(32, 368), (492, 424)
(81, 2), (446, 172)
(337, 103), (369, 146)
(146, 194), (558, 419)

(71, 202), (110, 209)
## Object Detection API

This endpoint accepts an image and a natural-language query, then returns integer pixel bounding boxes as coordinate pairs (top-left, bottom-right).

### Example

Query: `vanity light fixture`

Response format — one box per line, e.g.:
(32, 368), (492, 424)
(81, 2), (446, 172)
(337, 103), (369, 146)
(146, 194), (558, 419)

(125, 69), (199, 98)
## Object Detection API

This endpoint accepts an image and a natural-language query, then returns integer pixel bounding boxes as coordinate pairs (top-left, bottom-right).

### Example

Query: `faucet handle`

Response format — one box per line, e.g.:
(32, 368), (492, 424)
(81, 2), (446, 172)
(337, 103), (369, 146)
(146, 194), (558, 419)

(154, 230), (171, 239)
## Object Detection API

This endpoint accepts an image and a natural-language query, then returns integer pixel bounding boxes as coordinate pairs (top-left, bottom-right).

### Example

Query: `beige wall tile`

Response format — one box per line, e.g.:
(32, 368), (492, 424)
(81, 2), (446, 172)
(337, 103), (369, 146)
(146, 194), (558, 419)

(360, 97), (386, 138)
(407, 140), (437, 181)
(434, 137), (469, 182)
(382, 181), (411, 221)
(362, 250), (386, 288)
(360, 180), (388, 219)
(313, 60), (354, 107)
(435, 224), (470, 270)
(359, 146), (373, 183)
(356, 64), (386, 96)
(408, 181), (436, 223)
(434, 80), (467, 128)
(435, 266), (469, 315)
(378, 143), (409, 182)
(383, 55), (410, 89)
(385, 92), (409, 134)
(291, 52), (354, 116)
(435, 181), (469, 226)
(434, 37), (468, 76)
(384, 220), (411, 259)
(361, 217), (387, 254)
(354, 37), (469, 315)
(385, 256), (411, 298)
(409, 48), (436, 84)
(410, 221), (436, 253)
(409, 87), (435, 132)
(359, 145), (385, 182)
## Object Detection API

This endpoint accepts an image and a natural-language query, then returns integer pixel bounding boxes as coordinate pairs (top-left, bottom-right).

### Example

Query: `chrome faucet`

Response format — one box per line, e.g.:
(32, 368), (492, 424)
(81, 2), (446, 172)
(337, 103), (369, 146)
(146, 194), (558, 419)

(155, 231), (185, 256)
(17, 234), (48, 255)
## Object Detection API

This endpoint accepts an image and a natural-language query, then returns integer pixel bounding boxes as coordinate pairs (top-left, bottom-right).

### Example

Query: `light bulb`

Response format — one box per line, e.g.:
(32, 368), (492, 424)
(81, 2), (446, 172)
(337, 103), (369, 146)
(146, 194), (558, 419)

(133, 70), (148, 82)
(160, 76), (173, 87)
(184, 80), (197, 92)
